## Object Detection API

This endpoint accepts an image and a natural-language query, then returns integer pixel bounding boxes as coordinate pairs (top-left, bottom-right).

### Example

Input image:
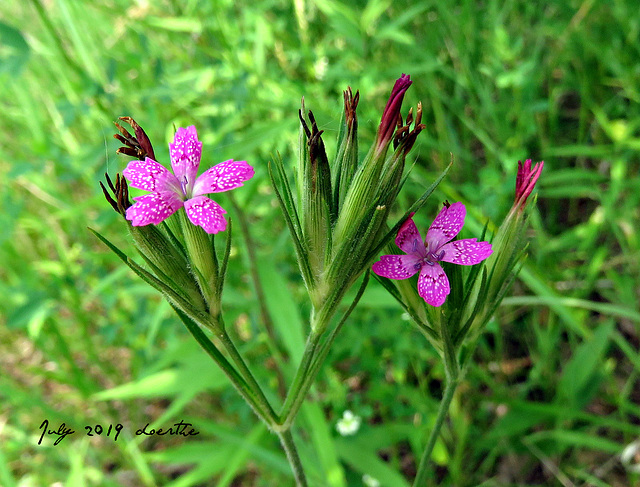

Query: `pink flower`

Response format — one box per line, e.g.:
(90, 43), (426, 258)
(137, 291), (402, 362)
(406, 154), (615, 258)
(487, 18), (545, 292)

(122, 126), (254, 234)
(372, 203), (493, 307)
(514, 159), (544, 211)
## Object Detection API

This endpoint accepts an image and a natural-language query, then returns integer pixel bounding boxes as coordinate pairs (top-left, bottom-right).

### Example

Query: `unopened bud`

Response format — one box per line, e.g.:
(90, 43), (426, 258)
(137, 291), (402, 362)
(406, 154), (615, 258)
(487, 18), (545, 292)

(375, 74), (412, 157)
(514, 159), (544, 212)
(299, 109), (333, 280)
(333, 87), (360, 210)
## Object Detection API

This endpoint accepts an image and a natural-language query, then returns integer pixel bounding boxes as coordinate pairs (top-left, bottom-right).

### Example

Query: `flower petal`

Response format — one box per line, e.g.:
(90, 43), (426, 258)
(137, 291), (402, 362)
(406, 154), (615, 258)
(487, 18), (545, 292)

(425, 202), (466, 251)
(123, 157), (181, 193)
(184, 195), (228, 234)
(439, 239), (493, 265)
(417, 262), (450, 307)
(192, 160), (255, 196)
(395, 213), (425, 256)
(125, 191), (183, 226)
(169, 126), (202, 188)
(372, 254), (422, 280)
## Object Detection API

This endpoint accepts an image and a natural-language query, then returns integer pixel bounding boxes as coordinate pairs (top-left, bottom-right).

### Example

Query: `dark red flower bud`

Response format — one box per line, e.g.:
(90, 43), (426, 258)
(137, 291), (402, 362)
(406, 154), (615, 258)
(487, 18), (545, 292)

(375, 74), (412, 155)
(514, 159), (544, 211)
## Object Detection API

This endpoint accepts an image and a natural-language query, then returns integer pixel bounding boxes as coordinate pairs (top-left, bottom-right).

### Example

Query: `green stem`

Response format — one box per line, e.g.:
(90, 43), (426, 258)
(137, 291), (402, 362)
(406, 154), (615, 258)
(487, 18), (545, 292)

(279, 273), (370, 427)
(172, 306), (274, 424)
(412, 374), (459, 486)
(278, 429), (308, 486)
(216, 323), (279, 423)
(229, 194), (288, 398)
(278, 328), (323, 426)
(413, 312), (461, 486)
(277, 298), (342, 427)
(183, 312), (307, 484)
(282, 273), (370, 426)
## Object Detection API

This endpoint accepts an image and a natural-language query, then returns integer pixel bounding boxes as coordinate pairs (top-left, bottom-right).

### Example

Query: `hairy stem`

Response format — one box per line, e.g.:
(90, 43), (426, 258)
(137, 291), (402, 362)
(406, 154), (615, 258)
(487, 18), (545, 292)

(228, 194), (288, 398)
(173, 306), (274, 423)
(278, 429), (308, 486)
(412, 374), (459, 486)
(216, 322), (279, 423)
(413, 312), (461, 486)
(278, 327), (323, 426)
(281, 273), (370, 426)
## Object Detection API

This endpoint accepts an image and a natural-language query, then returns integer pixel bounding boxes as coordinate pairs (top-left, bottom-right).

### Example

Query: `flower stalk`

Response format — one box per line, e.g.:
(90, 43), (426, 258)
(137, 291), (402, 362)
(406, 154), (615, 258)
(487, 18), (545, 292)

(96, 73), (452, 486)
(369, 159), (543, 483)
(271, 75), (442, 438)
(99, 117), (312, 483)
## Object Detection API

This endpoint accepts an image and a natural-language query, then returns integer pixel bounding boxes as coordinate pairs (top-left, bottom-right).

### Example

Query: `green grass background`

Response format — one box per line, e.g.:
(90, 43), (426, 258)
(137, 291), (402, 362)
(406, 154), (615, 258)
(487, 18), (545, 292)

(1, 0), (639, 485)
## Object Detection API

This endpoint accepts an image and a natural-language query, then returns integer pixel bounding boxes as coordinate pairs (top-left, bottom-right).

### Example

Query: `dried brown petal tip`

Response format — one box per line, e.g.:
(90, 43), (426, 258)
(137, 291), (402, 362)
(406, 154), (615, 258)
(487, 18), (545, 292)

(343, 87), (360, 129)
(100, 172), (132, 216)
(113, 116), (156, 161)
(392, 101), (425, 152)
(299, 109), (311, 138)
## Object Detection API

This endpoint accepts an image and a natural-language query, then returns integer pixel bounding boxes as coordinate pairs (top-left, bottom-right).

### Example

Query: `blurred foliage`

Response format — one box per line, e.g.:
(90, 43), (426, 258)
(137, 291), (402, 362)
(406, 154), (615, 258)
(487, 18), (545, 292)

(0, 0), (639, 485)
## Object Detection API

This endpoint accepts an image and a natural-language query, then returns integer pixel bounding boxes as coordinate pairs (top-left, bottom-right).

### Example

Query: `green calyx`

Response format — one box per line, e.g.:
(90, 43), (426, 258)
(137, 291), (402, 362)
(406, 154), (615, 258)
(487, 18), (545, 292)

(129, 223), (206, 312)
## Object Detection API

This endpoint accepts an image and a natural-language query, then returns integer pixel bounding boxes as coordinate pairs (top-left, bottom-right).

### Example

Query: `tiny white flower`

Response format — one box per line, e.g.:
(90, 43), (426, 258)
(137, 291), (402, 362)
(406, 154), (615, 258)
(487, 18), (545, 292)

(336, 409), (361, 436)
(621, 439), (640, 473)
(313, 55), (329, 80)
(362, 474), (380, 487)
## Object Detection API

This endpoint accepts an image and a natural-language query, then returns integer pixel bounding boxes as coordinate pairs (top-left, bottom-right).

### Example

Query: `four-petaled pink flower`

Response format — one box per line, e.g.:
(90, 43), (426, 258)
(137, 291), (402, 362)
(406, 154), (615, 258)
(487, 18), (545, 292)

(372, 202), (493, 307)
(123, 126), (254, 234)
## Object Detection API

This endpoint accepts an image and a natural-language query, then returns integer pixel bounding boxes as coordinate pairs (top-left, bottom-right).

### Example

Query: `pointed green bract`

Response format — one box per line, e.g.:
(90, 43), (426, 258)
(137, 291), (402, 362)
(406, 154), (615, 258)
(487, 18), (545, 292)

(298, 109), (333, 285)
(127, 222), (207, 311)
(89, 228), (219, 332)
(333, 88), (360, 212)
(269, 75), (431, 315)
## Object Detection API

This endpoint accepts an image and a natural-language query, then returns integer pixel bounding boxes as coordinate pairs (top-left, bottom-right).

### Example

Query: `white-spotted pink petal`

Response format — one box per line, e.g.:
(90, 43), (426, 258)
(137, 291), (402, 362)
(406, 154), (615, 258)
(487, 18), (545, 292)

(184, 195), (228, 234)
(123, 158), (181, 193)
(169, 126), (202, 188)
(372, 254), (422, 280)
(192, 160), (255, 196)
(417, 263), (450, 307)
(125, 191), (184, 226)
(439, 239), (493, 265)
(395, 213), (425, 256)
(425, 202), (466, 251)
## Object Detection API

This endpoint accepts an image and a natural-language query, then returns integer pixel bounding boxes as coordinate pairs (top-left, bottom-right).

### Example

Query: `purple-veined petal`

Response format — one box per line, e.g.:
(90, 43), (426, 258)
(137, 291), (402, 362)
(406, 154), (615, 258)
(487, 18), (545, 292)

(395, 213), (425, 256)
(425, 202), (466, 251)
(123, 157), (181, 193)
(417, 262), (450, 307)
(125, 191), (184, 226)
(372, 254), (422, 280)
(192, 160), (255, 196)
(439, 239), (493, 265)
(169, 126), (202, 190)
(184, 195), (228, 234)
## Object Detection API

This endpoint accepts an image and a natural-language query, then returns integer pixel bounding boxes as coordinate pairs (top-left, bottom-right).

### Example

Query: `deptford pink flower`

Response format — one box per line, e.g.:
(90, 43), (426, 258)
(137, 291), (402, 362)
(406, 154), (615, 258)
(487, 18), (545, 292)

(372, 203), (493, 307)
(514, 159), (544, 211)
(122, 126), (254, 234)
